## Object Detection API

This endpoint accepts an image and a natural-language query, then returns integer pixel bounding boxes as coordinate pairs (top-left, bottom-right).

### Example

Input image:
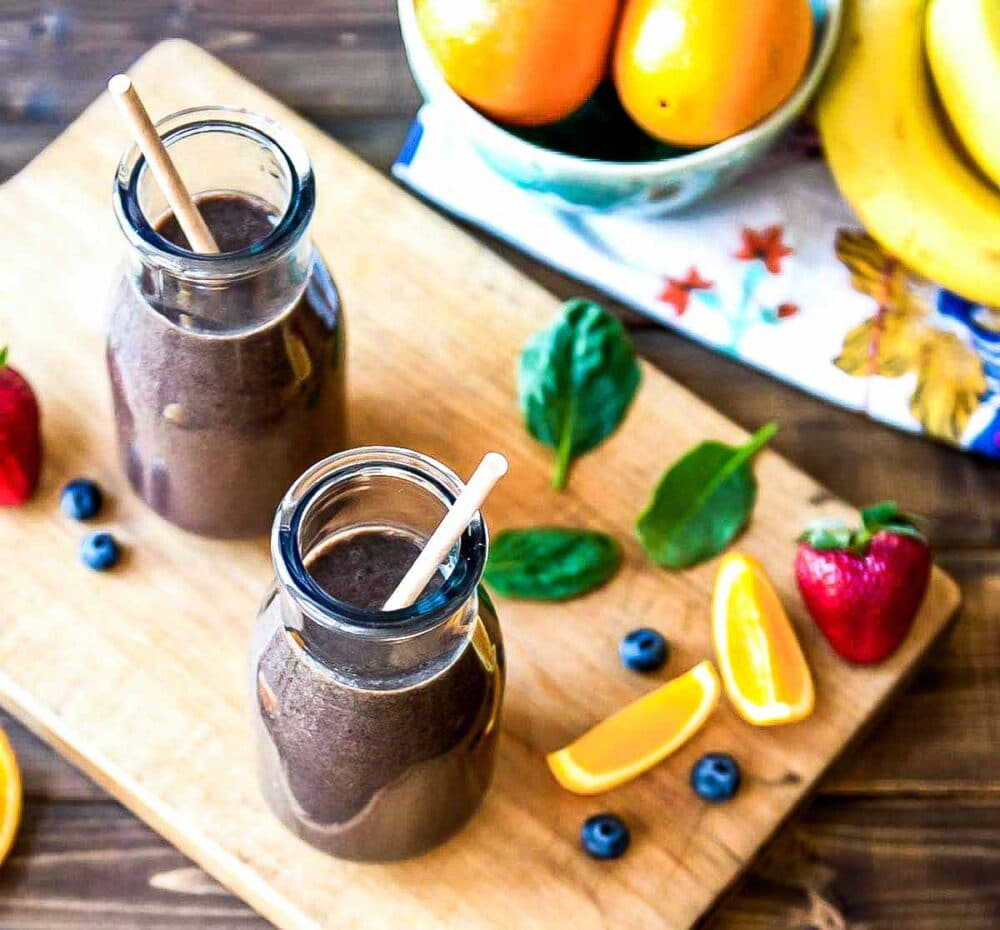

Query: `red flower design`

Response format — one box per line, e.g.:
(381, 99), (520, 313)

(776, 302), (799, 318)
(657, 267), (714, 315)
(735, 225), (793, 274)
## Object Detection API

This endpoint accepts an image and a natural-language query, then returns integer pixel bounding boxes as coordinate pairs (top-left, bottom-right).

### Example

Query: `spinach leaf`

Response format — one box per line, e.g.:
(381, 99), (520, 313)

(518, 299), (641, 490)
(636, 423), (777, 569)
(484, 528), (622, 601)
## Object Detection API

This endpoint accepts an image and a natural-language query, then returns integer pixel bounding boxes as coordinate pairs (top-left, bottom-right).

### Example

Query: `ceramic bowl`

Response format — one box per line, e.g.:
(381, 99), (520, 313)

(398, 0), (842, 215)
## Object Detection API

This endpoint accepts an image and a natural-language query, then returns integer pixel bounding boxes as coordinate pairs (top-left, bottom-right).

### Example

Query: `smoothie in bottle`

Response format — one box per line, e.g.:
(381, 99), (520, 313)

(107, 107), (345, 538)
(251, 448), (505, 861)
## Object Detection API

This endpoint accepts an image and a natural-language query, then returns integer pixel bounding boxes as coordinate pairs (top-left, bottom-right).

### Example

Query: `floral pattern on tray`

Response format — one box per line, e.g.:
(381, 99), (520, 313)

(394, 106), (1000, 458)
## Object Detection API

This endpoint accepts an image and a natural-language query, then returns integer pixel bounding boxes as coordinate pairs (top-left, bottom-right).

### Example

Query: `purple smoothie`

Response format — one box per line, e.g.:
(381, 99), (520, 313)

(253, 527), (504, 860)
(107, 192), (345, 537)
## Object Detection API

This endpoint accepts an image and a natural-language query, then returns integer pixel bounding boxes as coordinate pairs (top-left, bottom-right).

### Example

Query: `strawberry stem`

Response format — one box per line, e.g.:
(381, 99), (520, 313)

(0, 346), (7, 369)
(799, 501), (924, 553)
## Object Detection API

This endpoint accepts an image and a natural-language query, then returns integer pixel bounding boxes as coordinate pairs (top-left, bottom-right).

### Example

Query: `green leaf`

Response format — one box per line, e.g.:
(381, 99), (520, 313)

(879, 521), (924, 540)
(0, 346), (7, 369)
(798, 520), (853, 550)
(636, 423), (777, 569)
(860, 500), (923, 535)
(800, 501), (926, 554)
(860, 501), (900, 531)
(484, 528), (622, 601)
(518, 299), (641, 490)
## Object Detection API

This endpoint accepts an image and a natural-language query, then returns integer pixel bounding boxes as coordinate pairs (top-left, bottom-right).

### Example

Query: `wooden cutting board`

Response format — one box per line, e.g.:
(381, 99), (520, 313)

(0, 40), (960, 930)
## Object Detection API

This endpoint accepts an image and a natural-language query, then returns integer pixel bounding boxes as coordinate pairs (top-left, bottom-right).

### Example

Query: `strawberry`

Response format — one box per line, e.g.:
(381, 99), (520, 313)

(0, 346), (42, 506)
(795, 502), (932, 665)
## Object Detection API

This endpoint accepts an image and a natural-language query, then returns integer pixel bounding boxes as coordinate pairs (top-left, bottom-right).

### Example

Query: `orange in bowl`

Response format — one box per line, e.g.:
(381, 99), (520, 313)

(712, 553), (815, 726)
(547, 660), (721, 795)
(414, 0), (620, 127)
(614, 0), (814, 146)
(0, 727), (21, 868)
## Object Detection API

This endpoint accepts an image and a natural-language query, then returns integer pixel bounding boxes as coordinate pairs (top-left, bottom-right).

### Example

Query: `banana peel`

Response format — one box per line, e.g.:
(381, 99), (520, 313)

(926, 0), (1000, 189)
(817, 0), (1000, 307)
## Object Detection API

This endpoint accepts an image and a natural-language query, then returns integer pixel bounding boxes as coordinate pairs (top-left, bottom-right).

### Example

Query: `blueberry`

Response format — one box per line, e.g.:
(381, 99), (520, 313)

(60, 479), (103, 521)
(80, 532), (120, 571)
(691, 752), (741, 802)
(619, 627), (668, 672)
(580, 813), (630, 860)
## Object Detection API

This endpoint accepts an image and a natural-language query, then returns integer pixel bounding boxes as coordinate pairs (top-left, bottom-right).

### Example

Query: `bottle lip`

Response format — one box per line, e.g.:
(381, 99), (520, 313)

(272, 447), (489, 641)
(113, 105), (315, 279)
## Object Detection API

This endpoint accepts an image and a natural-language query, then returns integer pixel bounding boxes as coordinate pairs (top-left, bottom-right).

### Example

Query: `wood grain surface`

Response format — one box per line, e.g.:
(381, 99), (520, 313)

(0, 5), (996, 929)
(0, 37), (962, 930)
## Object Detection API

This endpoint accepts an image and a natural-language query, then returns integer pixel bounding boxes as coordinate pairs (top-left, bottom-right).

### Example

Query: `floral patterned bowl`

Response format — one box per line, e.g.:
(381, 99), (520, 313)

(398, 0), (842, 216)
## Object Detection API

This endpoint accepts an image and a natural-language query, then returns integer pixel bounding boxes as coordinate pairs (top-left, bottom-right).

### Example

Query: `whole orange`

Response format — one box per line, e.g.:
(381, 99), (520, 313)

(414, 0), (621, 126)
(613, 0), (813, 147)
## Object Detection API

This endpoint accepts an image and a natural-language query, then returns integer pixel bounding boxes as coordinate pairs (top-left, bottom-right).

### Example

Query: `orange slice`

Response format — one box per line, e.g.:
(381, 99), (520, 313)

(0, 726), (21, 868)
(547, 660), (721, 795)
(712, 553), (815, 726)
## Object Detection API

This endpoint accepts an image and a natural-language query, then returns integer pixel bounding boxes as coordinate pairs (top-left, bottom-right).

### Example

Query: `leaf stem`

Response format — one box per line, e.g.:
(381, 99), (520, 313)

(551, 393), (576, 491)
(552, 419), (573, 491)
(744, 420), (778, 456)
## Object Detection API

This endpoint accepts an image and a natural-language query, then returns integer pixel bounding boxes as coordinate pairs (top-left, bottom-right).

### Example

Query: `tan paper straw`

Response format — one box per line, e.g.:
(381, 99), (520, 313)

(107, 74), (219, 254)
(383, 452), (509, 611)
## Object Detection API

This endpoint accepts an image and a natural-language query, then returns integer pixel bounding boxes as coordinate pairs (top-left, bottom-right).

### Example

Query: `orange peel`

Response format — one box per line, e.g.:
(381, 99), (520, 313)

(547, 660), (721, 795)
(713, 553), (815, 726)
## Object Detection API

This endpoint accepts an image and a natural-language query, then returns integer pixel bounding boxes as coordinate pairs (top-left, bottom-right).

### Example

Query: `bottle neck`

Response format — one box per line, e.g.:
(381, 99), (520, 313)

(272, 448), (489, 691)
(114, 106), (316, 335)
(123, 224), (315, 336)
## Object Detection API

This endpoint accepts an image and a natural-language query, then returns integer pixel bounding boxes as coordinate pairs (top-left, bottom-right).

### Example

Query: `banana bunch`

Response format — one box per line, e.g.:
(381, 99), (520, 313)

(817, 0), (1000, 307)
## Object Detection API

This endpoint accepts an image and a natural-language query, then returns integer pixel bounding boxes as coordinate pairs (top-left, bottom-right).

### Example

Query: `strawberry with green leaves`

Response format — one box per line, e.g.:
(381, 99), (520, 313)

(795, 502), (932, 665)
(0, 347), (41, 506)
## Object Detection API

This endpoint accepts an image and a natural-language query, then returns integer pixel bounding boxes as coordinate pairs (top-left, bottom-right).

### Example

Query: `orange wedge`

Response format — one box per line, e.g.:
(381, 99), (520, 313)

(712, 553), (815, 726)
(547, 660), (721, 795)
(0, 727), (21, 868)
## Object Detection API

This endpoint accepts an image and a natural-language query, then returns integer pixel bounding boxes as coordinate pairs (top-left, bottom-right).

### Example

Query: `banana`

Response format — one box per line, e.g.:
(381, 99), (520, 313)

(817, 0), (1000, 307)
(926, 0), (1000, 188)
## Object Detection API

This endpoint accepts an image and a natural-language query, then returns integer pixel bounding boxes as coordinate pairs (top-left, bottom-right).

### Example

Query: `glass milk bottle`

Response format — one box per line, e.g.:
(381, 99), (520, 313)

(251, 447), (505, 861)
(107, 106), (346, 538)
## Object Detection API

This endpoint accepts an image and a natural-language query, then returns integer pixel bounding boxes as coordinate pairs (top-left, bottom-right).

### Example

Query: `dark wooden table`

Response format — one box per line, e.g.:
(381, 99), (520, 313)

(1, 3), (997, 927)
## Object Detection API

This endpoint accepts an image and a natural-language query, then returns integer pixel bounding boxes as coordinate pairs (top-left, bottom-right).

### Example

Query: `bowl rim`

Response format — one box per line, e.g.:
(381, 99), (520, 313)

(398, 0), (843, 177)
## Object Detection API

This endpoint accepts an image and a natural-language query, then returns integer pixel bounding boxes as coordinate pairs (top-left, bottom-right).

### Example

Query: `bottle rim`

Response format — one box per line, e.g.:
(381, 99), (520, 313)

(113, 105), (315, 280)
(272, 447), (489, 642)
